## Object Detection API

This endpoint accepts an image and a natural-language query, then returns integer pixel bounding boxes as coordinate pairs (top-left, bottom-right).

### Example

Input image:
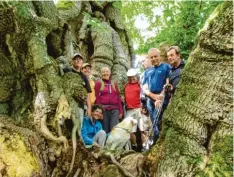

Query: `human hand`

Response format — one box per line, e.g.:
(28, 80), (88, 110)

(154, 100), (162, 109)
(151, 93), (163, 101)
(145, 89), (150, 96)
(120, 96), (125, 103)
(164, 84), (173, 92)
(119, 114), (122, 119)
(93, 142), (100, 148)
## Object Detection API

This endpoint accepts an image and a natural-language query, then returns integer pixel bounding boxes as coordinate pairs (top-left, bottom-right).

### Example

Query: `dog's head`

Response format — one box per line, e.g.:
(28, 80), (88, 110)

(117, 116), (137, 131)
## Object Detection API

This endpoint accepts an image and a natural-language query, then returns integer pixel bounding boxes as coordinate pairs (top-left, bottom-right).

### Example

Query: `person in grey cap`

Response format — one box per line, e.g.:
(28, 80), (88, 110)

(63, 53), (92, 127)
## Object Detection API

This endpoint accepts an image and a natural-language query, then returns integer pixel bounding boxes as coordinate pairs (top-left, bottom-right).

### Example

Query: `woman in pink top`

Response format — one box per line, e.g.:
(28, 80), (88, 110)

(94, 67), (123, 133)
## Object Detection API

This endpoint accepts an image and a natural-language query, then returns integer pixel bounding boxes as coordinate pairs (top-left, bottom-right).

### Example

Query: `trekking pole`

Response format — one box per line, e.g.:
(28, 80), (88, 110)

(144, 86), (169, 150)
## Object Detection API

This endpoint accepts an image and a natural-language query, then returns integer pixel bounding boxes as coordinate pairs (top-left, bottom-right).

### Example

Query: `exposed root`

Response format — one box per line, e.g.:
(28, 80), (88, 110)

(120, 150), (136, 157)
(40, 116), (68, 151)
(65, 122), (78, 177)
(92, 150), (134, 177)
(51, 167), (59, 177)
(109, 154), (134, 177)
(73, 168), (81, 177)
(34, 92), (69, 151)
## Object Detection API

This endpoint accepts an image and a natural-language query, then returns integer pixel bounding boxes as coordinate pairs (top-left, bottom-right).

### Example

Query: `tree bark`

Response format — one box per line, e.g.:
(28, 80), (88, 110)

(148, 2), (233, 177)
(0, 1), (232, 177)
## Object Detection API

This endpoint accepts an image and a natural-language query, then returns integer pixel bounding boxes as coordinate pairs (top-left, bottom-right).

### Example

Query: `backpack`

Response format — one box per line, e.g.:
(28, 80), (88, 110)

(100, 80), (116, 92)
(97, 80), (118, 97)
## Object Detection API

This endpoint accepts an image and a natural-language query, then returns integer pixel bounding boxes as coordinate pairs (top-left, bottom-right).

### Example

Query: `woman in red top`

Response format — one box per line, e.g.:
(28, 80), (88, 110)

(95, 67), (123, 133)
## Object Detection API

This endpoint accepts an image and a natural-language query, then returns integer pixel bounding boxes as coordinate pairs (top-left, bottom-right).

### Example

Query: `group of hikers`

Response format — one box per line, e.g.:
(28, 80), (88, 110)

(64, 45), (185, 151)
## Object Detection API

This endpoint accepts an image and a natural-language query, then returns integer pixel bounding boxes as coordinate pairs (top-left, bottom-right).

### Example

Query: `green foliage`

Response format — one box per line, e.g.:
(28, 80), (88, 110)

(120, 1), (222, 59)
(112, 1), (122, 9)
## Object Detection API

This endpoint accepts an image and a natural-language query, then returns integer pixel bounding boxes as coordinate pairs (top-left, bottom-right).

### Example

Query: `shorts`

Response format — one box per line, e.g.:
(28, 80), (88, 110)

(126, 108), (144, 132)
(142, 114), (152, 131)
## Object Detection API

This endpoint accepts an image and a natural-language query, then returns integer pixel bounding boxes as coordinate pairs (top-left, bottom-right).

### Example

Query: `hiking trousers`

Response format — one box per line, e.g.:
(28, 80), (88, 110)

(146, 98), (167, 142)
(146, 98), (159, 140)
(102, 109), (119, 133)
(93, 130), (106, 148)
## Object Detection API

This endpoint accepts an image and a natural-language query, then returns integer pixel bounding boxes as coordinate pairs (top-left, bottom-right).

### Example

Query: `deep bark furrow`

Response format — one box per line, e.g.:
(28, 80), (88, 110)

(149, 2), (233, 177)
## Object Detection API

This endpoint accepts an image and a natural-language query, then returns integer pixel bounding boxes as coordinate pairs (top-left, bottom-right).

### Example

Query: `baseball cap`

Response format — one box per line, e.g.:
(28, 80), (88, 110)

(82, 63), (92, 68)
(72, 53), (83, 60)
(127, 68), (137, 77)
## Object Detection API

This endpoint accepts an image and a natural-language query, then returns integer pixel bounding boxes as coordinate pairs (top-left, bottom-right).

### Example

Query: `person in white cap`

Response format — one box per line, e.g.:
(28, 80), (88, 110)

(123, 68), (145, 151)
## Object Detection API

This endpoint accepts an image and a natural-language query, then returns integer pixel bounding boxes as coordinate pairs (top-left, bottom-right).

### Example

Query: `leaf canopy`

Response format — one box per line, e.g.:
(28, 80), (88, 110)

(120, 1), (222, 59)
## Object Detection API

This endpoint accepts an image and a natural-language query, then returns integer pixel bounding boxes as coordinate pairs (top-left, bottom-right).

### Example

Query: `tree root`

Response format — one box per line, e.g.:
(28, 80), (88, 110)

(93, 151), (134, 177)
(40, 116), (68, 151)
(34, 92), (68, 152)
(65, 123), (78, 177)
(109, 154), (134, 177)
(73, 168), (81, 177)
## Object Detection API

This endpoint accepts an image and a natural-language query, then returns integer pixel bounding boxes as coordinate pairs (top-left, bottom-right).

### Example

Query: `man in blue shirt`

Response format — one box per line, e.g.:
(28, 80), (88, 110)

(81, 104), (106, 148)
(154, 46), (186, 141)
(143, 48), (171, 143)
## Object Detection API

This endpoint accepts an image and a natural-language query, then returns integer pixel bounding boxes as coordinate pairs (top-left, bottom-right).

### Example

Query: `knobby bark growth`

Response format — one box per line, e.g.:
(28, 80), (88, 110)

(0, 1), (232, 177)
(147, 2), (233, 177)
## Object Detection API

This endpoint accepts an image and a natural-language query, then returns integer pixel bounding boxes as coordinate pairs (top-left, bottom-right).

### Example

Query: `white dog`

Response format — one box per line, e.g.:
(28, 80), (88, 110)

(105, 116), (137, 150)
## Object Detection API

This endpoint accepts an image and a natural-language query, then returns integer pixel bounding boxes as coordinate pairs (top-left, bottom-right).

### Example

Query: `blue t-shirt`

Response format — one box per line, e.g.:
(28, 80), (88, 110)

(143, 63), (171, 93)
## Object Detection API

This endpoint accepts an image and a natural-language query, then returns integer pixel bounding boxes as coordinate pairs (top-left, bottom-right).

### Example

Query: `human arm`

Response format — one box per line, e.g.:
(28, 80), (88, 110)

(115, 83), (123, 119)
(120, 95), (125, 103)
(81, 118), (94, 145)
(86, 94), (91, 117)
(143, 84), (163, 101)
(94, 81), (101, 104)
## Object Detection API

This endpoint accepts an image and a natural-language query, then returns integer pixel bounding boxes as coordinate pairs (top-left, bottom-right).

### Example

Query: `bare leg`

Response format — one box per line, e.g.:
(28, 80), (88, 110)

(130, 133), (137, 145)
(141, 131), (146, 144)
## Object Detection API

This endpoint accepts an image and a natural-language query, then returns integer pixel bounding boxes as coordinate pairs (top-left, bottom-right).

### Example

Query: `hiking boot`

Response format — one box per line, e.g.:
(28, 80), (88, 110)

(132, 144), (137, 151)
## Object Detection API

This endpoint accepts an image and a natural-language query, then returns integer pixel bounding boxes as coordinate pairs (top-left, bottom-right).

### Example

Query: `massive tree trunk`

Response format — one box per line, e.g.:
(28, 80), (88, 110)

(148, 2), (233, 177)
(0, 1), (232, 177)
(0, 1), (134, 176)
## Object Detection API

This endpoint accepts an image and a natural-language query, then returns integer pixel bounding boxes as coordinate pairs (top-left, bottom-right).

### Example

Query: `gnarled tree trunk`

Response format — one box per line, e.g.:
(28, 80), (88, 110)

(148, 2), (233, 177)
(0, 1), (232, 177)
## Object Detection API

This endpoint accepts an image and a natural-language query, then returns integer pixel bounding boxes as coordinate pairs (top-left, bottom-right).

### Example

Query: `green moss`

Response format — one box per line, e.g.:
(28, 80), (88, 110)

(56, 1), (75, 10)
(186, 84), (199, 102)
(196, 135), (233, 177)
(0, 133), (40, 176)
(8, 2), (31, 19)
(164, 128), (186, 153)
(0, 103), (9, 114)
(63, 72), (88, 101)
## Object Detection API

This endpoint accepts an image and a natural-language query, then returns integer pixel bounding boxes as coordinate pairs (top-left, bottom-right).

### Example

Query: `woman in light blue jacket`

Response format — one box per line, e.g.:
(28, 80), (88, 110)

(81, 104), (106, 148)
